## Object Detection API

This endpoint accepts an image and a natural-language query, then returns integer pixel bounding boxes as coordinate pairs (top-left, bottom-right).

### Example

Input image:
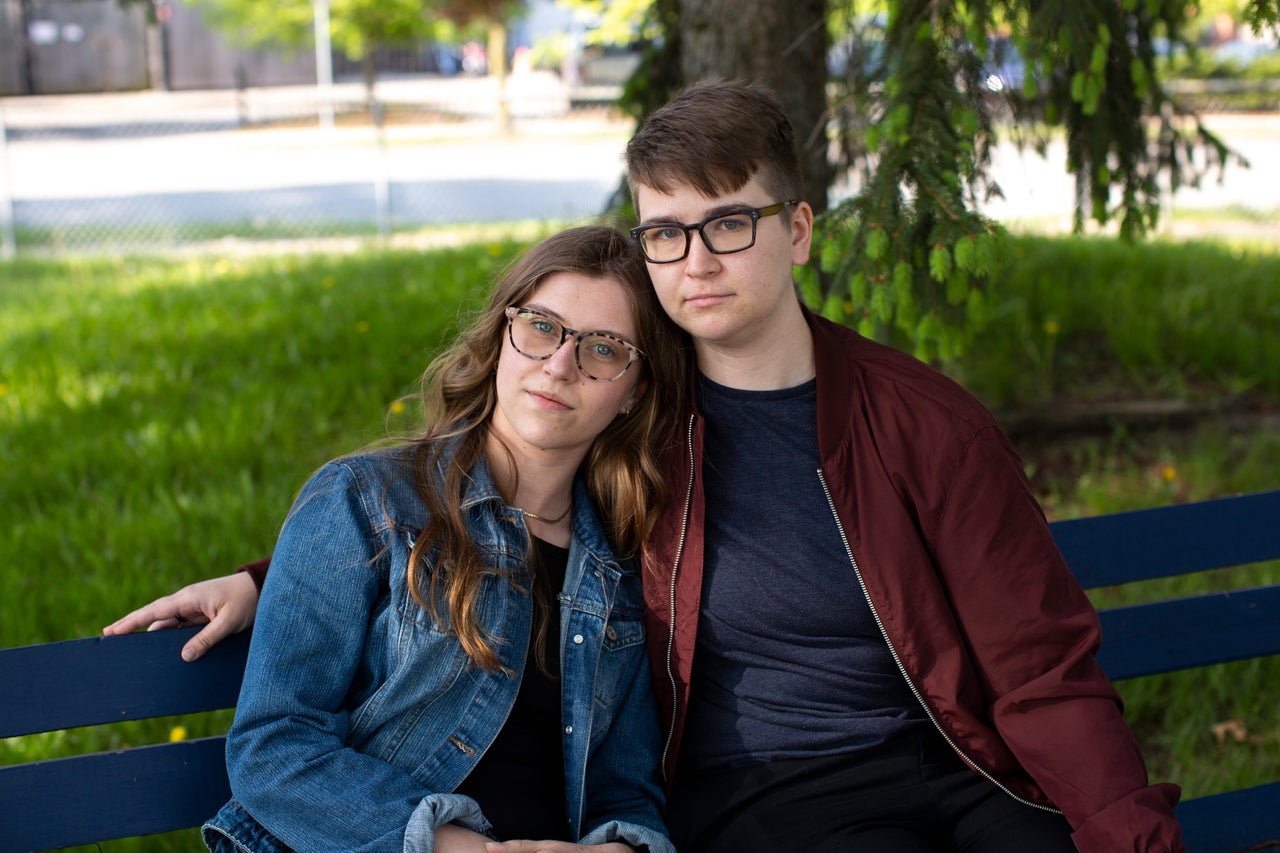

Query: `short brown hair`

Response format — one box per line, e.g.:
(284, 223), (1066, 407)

(625, 79), (804, 208)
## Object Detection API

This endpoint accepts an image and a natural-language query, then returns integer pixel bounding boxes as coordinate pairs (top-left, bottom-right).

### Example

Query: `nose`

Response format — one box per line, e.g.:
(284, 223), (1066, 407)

(543, 337), (579, 380)
(683, 228), (720, 275)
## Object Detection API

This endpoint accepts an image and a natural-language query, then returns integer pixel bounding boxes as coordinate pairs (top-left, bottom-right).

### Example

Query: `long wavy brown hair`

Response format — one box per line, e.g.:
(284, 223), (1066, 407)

(402, 225), (687, 671)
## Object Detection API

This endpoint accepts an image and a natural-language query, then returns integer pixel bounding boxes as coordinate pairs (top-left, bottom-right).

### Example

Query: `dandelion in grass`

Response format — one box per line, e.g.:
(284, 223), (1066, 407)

(169, 726), (188, 742)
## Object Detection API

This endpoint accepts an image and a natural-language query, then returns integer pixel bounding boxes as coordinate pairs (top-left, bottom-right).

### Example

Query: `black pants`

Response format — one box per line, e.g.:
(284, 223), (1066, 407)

(667, 729), (1077, 853)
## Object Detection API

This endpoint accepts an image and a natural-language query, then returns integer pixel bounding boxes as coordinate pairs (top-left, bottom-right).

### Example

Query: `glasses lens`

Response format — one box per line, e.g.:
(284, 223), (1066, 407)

(702, 212), (756, 253)
(511, 310), (563, 357)
(638, 226), (688, 263)
(578, 334), (632, 381)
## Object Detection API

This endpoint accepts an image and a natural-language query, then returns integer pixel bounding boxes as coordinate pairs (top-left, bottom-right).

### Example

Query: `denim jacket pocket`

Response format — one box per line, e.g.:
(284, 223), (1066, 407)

(601, 606), (645, 650)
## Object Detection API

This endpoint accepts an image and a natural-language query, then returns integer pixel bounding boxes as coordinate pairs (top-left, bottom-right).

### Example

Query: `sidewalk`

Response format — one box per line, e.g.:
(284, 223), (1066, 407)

(0, 71), (621, 131)
(1, 79), (1274, 253)
(0, 73), (636, 254)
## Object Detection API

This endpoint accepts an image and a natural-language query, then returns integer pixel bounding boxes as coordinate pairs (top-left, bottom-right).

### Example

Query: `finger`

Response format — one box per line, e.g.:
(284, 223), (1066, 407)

(104, 603), (168, 635)
(180, 620), (234, 663)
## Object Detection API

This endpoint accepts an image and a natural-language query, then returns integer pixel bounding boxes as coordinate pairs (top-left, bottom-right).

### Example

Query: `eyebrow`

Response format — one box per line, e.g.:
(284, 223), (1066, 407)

(521, 303), (635, 343)
(638, 202), (756, 227)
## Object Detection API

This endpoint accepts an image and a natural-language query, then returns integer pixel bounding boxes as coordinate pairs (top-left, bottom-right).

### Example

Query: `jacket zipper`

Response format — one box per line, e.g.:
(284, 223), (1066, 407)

(816, 468), (1061, 815)
(661, 412), (697, 778)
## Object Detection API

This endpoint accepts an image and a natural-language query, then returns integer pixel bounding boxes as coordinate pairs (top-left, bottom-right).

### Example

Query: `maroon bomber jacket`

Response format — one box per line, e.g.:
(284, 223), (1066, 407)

(640, 307), (1185, 853)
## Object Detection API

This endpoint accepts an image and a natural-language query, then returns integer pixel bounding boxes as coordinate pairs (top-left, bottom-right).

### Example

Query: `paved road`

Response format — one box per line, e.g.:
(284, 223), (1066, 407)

(2, 76), (1276, 247)
(980, 113), (1280, 236)
(1, 75), (632, 238)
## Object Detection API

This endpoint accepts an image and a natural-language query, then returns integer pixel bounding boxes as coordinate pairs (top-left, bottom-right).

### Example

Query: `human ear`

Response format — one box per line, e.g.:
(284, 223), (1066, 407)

(620, 377), (648, 415)
(790, 201), (814, 266)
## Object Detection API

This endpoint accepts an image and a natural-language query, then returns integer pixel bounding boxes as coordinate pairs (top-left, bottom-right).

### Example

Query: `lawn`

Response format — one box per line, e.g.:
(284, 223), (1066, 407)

(2, 233), (1278, 850)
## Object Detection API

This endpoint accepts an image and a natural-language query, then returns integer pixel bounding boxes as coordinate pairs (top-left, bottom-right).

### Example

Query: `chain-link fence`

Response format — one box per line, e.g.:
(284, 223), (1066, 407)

(4, 72), (1278, 260)
(0, 72), (633, 258)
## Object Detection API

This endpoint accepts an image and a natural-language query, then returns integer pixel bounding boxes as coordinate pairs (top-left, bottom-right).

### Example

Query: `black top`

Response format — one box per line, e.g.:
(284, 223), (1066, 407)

(453, 537), (570, 840)
(682, 372), (924, 771)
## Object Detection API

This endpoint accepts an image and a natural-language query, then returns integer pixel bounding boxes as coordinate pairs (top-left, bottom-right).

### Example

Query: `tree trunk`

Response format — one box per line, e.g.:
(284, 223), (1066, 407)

(677, 0), (831, 212)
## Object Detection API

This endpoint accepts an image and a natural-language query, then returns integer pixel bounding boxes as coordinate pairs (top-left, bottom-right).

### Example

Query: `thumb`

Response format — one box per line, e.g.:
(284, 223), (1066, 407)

(181, 625), (220, 662)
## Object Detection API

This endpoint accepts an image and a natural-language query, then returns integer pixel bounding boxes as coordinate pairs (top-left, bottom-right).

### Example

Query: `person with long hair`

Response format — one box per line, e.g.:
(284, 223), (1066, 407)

(126, 226), (685, 852)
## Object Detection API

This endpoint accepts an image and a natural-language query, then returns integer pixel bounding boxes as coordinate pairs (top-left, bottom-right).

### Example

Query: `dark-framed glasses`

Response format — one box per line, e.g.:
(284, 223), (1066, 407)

(504, 306), (645, 382)
(629, 200), (799, 264)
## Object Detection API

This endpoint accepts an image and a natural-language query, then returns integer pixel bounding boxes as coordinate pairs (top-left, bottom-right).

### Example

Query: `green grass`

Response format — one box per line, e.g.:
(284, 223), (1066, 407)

(2, 233), (1278, 848)
(956, 234), (1280, 409)
(1, 244), (532, 850)
(948, 235), (1280, 806)
(0, 246), (545, 647)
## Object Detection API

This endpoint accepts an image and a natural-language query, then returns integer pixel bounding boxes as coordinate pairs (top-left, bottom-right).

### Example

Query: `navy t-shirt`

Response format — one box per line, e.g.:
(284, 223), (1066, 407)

(681, 373), (924, 771)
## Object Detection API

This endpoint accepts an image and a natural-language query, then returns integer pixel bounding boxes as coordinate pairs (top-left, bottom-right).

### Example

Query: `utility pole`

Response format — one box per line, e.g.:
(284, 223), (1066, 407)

(17, 0), (37, 95)
(313, 0), (334, 133)
(0, 102), (16, 258)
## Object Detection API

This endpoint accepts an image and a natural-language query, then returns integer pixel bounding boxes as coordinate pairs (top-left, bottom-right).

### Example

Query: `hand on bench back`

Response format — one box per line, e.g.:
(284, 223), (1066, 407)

(103, 572), (259, 661)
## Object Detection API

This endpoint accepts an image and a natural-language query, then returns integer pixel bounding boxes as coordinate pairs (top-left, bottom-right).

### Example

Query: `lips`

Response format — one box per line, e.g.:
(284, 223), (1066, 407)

(684, 291), (731, 308)
(528, 389), (571, 411)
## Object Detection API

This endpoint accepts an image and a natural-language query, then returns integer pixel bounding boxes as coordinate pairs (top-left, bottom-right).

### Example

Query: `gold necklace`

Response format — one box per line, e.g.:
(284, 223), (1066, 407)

(522, 502), (572, 524)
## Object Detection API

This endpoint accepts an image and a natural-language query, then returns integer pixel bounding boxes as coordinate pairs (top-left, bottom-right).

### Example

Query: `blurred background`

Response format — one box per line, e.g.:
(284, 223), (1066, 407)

(1, 0), (1276, 256)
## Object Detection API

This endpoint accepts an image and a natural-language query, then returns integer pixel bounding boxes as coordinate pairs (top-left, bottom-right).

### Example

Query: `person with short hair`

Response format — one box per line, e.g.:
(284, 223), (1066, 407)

(625, 79), (1183, 853)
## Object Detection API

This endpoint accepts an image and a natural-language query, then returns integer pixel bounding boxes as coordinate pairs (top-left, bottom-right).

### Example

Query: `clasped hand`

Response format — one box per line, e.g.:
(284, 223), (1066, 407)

(435, 824), (634, 853)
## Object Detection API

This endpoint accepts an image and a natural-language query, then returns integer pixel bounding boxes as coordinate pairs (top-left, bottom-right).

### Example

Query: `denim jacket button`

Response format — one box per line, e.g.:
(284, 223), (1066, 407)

(564, 725), (573, 735)
(573, 633), (584, 644)
(605, 625), (618, 641)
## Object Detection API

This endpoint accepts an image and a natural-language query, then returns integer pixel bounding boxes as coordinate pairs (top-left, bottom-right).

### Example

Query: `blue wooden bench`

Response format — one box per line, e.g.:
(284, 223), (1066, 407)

(2, 490), (1278, 852)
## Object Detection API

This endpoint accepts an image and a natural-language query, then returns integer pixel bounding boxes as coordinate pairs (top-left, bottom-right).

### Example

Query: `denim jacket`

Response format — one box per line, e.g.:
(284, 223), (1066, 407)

(202, 446), (672, 853)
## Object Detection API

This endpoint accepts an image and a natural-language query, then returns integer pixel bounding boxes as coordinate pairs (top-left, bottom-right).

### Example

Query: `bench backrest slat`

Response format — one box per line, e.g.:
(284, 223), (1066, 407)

(1, 490), (1277, 850)
(0, 627), (251, 738)
(0, 736), (230, 852)
(1050, 490), (1280, 589)
(1096, 585), (1280, 680)
(1174, 780), (1280, 853)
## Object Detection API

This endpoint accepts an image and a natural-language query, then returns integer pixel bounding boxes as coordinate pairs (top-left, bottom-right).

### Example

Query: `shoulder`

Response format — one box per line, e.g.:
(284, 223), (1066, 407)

(302, 446), (411, 493)
(809, 311), (997, 434)
(294, 446), (428, 533)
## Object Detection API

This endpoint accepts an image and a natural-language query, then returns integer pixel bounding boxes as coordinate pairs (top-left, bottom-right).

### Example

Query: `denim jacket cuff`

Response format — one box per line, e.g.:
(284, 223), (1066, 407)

(580, 819), (675, 853)
(403, 792), (493, 853)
